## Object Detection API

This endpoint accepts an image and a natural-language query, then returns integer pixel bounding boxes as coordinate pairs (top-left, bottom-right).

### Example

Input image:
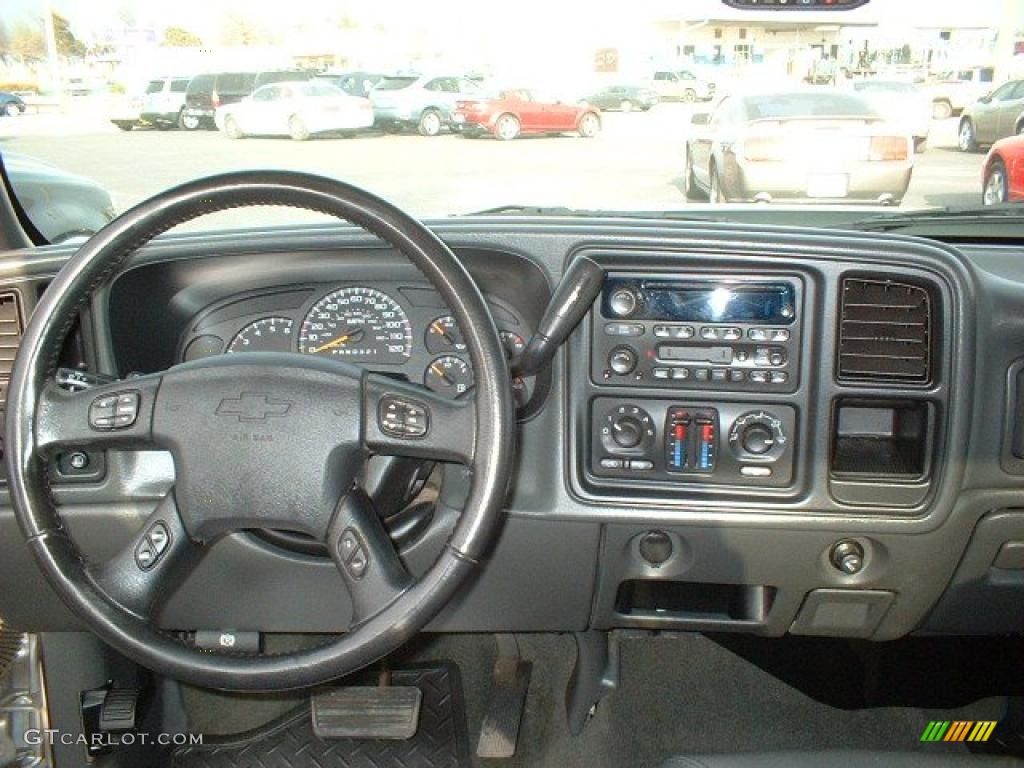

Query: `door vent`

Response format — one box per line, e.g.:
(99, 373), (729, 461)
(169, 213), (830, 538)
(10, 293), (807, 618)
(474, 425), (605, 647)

(838, 277), (932, 384)
(0, 290), (24, 407)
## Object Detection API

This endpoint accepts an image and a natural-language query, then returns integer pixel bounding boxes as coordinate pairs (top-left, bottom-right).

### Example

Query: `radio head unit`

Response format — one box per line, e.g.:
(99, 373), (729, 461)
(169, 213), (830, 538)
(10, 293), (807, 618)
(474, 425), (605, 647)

(592, 275), (803, 393)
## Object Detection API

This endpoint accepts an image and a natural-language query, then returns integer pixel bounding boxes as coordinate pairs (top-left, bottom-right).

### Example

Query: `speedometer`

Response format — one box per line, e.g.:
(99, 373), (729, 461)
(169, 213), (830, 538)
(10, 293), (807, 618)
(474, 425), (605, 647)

(298, 286), (412, 364)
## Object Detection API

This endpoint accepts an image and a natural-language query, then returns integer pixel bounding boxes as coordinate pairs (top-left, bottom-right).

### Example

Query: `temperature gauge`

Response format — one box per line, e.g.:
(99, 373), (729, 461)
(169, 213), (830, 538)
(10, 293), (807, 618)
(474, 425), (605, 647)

(425, 315), (466, 355)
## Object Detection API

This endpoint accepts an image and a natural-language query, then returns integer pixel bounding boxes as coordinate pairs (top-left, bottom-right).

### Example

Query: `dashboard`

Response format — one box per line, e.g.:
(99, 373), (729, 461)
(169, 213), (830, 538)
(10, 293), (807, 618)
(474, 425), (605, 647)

(1, 215), (1024, 645)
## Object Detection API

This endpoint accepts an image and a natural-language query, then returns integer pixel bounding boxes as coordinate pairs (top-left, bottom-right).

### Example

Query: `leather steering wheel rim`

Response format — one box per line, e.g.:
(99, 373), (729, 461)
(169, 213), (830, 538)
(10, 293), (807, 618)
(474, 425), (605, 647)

(5, 171), (516, 690)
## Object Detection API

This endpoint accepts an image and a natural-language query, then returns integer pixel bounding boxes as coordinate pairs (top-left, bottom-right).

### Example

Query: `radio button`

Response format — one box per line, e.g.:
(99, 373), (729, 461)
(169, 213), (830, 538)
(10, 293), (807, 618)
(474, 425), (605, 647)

(653, 367), (671, 379)
(654, 325), (671, 338)
(741, 466), (773, 478)
(729, 369), (745, 382)
(711, 369), (728, 382)
(600, 457), (625, 469)
(694, 368), (710, 382)
(700, 327), (720, 340)
(770, 371), (789, 384)
(749, 370), (769, 384)
(771, 329), (791, 342)
(722, 327), (742, 341)
(605, 322), (644, 337)
(671, 368), (690, 380)
(672, 326), (695, 339)
(748, 328), (769, 341)
(609, 288), (640, 317)
(629, 459), (654, 471)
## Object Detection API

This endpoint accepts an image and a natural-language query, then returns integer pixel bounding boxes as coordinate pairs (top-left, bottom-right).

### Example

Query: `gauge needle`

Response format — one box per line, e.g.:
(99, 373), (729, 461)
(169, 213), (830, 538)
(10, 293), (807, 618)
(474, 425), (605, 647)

(430, 363), (454, 385)
(311, 328), (363, 354)
(431, 322), (455, 344)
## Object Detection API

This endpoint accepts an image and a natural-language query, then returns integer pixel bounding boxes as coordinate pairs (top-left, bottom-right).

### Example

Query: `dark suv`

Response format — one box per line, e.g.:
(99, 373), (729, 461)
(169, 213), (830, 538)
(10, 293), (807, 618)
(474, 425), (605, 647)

(182, 70), (314, 130)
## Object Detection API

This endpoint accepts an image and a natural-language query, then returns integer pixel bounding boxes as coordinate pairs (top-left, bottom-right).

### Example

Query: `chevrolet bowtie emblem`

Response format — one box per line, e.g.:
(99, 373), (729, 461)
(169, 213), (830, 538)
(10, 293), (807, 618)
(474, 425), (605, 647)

(216, 392), (292, 422)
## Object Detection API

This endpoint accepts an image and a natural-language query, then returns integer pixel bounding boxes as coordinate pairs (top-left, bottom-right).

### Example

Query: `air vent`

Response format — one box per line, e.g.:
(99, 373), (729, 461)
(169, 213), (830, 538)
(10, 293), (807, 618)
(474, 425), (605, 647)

(838, 277), (931, 384)
(0, 291), (24, 407)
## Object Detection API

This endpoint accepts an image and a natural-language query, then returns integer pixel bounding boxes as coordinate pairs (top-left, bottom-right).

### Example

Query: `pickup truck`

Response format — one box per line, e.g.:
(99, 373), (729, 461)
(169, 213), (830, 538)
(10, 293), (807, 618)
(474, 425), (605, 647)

(924, 66), (996, 119)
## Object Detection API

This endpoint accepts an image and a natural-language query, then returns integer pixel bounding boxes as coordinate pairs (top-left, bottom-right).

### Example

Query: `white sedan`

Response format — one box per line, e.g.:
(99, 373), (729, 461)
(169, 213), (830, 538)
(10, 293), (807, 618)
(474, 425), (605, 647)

(215, 81), (375, 141)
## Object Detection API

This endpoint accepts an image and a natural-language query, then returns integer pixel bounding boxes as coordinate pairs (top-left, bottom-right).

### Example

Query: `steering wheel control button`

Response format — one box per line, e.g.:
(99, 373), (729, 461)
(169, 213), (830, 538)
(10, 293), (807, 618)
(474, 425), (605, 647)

(135, 520), (172, 570)
(378, 396), (429, 439)
(89, 391), (140, 430)
(337, 526), (369, 580)
(148, 522), (170, 556)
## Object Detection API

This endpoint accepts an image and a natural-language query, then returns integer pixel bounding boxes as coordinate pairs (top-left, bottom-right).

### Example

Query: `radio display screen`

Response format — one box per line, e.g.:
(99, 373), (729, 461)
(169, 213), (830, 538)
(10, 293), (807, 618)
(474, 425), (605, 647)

(604, 279), (797, 325)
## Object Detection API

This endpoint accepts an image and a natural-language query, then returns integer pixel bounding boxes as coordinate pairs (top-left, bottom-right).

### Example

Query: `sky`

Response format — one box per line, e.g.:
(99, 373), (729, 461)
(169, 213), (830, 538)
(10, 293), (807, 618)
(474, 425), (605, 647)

(1, 0), (1014, 43)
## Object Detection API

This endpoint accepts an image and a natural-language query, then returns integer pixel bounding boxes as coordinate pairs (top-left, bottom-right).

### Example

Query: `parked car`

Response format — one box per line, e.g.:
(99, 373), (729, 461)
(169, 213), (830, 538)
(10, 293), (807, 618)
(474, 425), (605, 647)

(0, 91), (26, 117)
(957, 79), (1024, 152)
(452, 89), (601, 140)
(982, 134), (1024, 204)
(140, 75), (192, 129)
(924, 66), (996, 119)
(652, 70), (715, 102)
(182, 70), (315, 130)
(851, 79), (931, 152)
(684, 89), (913, 205)
(314, 71), (385, 98)
(1, 152), (115, 242)
(215, 81), (374, 141)
(369, 74), (481, 136)
(585, 84), (659, 112)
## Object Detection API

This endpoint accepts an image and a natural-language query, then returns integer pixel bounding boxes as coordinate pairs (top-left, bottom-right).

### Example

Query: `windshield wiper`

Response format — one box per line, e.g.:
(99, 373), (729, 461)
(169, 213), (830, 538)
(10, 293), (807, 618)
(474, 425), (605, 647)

(463, 205), (725, 222)
(852, 205), (1024, 232)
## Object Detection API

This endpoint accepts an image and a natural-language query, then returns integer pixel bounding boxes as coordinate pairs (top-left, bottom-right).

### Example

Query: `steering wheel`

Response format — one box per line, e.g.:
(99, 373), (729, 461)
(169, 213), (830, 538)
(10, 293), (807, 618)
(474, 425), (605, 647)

(5, 171), (516, 690)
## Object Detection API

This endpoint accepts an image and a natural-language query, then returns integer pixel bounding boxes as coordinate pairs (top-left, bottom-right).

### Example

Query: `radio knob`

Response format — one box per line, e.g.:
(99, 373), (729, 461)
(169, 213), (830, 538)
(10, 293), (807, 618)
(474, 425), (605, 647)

(611, 416), (645, 449)
(741, 423), (775, 455)
(609, 288), (639, 318)
(608, 346), (638, 375)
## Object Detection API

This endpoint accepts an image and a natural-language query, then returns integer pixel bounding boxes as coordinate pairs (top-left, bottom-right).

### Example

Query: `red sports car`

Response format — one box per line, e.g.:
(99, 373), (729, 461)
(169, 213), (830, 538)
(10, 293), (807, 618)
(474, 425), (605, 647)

(983, 134), (1024, 204)
(452, 89), (601, 141)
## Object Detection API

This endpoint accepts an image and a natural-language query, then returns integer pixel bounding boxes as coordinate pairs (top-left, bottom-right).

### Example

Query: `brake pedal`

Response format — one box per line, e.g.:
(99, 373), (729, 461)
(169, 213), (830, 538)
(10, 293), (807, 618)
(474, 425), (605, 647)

(311, 685), (422, 740)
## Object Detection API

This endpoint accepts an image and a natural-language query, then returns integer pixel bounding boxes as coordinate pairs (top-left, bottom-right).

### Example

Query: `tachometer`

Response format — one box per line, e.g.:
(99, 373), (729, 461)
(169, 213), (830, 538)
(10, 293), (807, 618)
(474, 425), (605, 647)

(227, 317), (294, 353)
(298, 287), (412, 364)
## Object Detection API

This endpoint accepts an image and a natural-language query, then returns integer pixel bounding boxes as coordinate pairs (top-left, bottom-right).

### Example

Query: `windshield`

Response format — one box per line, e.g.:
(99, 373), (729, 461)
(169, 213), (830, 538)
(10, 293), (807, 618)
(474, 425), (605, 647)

(0, 0), (1021, 234)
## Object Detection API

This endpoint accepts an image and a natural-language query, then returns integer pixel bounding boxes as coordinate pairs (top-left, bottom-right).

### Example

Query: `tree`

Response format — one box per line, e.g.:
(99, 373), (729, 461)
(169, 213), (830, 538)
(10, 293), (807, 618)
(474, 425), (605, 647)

(11, 23), (45, 61)
(52, 13), (86, 58)
(162, 26), (203, 47)
(219, 13), (274, 46)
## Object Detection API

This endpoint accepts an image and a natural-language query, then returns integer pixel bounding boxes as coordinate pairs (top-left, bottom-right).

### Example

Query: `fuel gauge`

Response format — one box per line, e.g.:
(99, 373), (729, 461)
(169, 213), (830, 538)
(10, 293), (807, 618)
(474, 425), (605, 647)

(424, 355), (474, 397)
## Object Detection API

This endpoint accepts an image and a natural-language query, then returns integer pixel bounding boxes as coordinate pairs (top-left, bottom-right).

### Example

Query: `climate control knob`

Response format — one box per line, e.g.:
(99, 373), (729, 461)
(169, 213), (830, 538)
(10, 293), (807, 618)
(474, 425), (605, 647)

(611, 416), (645, 449)
(728, 411), (786, 460)
(741, 424), (775, 455)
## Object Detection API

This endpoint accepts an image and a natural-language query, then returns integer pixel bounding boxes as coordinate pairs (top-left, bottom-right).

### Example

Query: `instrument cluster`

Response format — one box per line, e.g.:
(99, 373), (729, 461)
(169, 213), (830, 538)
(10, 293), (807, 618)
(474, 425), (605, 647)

(180, 283), (535, 407)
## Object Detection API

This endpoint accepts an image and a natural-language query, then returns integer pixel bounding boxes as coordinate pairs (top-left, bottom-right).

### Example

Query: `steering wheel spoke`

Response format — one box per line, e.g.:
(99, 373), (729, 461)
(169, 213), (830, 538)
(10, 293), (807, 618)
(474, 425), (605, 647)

(35, 375), (162, 455)
(364, 373), (476, 465)
(86, 492), (204, 619)
(327, 488), (413, 626)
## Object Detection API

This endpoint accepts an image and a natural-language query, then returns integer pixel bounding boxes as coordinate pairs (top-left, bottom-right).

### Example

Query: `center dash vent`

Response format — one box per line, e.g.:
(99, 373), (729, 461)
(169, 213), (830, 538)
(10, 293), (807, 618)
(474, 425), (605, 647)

(837, 277), (932, 384)
(0, 291), (24, 407)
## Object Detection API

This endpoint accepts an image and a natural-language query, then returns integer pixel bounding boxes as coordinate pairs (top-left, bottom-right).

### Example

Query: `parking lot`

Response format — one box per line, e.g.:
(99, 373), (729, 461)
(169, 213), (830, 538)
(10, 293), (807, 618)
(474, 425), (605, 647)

(0, 101), (985, 224)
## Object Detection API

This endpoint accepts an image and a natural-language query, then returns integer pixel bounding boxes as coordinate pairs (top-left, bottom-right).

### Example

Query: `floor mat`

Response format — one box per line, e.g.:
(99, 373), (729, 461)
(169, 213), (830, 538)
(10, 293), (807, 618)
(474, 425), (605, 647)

(172, 664), (469, 768)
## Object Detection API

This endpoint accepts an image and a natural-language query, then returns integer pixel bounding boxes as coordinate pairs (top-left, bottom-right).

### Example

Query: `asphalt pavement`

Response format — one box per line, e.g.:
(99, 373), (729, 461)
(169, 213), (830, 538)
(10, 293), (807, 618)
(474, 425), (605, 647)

(0, 101), (986, 227)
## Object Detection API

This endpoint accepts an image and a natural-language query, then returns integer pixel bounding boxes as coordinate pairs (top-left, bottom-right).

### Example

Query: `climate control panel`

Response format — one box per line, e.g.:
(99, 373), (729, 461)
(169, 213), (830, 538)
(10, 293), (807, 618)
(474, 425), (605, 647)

(590, 398), (796, 489)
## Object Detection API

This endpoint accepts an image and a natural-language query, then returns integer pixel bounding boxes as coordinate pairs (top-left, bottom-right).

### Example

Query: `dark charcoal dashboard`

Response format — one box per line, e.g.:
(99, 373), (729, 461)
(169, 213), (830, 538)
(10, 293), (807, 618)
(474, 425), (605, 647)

(1, 216), (1023, 646)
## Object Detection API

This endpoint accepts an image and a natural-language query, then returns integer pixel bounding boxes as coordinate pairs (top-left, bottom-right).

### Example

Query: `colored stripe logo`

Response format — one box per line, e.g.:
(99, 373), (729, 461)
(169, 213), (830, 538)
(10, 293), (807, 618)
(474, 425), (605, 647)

(921, 721), (997, 742)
